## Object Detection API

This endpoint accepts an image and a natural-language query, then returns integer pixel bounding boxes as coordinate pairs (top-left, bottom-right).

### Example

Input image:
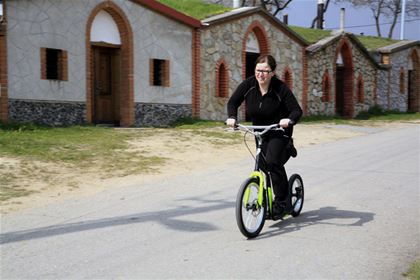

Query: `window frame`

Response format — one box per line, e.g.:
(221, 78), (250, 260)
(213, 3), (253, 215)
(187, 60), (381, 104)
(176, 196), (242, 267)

(149, 58), (170, 87)
(40, 47), (68, 81)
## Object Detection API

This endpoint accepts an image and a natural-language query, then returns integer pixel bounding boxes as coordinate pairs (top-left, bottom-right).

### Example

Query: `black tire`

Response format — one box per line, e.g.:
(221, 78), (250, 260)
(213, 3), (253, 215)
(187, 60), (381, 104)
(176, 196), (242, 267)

(289, 174), (304, 217)
(235, 177), (266, 238)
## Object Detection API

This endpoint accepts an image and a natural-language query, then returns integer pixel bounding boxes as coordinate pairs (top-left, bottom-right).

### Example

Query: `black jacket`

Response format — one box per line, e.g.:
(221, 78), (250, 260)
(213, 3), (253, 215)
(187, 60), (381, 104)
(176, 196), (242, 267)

(227, 76), (302, 136)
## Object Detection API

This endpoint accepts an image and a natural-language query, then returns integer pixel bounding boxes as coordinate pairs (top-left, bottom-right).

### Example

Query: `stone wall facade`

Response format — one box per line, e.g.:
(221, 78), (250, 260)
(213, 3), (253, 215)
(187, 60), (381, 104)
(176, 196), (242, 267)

(8, 99), (86, 126)
(351, 43), (377, 116)
(134, 103), (191, 127)
(307, 36), (377, 117)
(376, 67), (390, 110)
(307, 45), (337, 116)
(378, 47), (416, 111)
(200, 13), (304, 121)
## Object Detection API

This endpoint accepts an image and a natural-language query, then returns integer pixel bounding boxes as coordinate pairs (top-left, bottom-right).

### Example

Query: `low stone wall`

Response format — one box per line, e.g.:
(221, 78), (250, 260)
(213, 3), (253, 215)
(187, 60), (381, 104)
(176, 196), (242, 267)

(8, 99), (87, 126)
(134, 103), (192, 127)
(7, 100), (191, 127)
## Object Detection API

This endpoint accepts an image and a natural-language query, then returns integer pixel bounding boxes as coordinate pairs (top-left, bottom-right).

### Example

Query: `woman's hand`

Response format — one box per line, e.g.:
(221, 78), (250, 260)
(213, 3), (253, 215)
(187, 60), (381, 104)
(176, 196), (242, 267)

(226, 118), (236, 127)
(279, 118), (292, 128)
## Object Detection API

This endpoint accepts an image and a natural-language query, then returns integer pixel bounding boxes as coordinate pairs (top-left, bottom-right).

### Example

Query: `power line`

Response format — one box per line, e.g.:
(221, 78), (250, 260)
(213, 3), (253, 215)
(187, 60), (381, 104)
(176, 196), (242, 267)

(329, 17), (420, 29)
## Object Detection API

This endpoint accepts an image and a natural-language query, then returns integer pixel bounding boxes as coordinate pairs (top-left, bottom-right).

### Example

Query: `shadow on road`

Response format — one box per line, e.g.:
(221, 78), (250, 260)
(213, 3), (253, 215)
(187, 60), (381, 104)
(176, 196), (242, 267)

(0, 196), (234, 245)
(257, 206), (375, 239)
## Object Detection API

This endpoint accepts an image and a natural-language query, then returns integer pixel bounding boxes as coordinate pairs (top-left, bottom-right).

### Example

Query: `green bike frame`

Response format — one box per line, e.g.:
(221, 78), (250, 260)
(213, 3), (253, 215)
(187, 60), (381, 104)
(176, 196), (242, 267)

(243, 170), (274, 215)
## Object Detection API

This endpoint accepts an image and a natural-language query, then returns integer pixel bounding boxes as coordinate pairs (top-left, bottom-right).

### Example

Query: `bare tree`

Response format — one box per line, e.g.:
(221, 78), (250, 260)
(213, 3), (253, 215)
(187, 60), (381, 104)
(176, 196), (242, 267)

(262, 0), (295, 16)
(310, 0), (332, 28)
(238, 0), (294, 16)
(335, 0), (420, 38)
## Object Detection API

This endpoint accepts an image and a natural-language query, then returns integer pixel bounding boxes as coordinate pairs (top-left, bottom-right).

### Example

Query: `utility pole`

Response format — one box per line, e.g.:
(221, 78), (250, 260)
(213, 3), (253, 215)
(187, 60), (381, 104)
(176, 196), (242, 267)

(317, 0), (325, 29)
(400, 0), (406, 40)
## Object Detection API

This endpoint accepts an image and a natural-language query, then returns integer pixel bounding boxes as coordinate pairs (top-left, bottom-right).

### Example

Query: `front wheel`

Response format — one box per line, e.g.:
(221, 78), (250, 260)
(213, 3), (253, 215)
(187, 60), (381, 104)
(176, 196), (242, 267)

(289, 174), (304, 217)
(236, 177), (266, 238)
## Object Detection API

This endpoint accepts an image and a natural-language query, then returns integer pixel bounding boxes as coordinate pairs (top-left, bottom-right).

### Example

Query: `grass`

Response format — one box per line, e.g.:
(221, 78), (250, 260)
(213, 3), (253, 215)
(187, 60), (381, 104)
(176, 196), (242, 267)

(403, 259), (420, 280)
(289, 25), (333, 43)
(0, 121), (244, 202)
(355, 35), (399, 51)
(157, 0), (231, 20)
(157, 1), (399, 50)
(0, 124), (140, 164)
(288, 25), (399, 49)
(0, 124), (167, 201)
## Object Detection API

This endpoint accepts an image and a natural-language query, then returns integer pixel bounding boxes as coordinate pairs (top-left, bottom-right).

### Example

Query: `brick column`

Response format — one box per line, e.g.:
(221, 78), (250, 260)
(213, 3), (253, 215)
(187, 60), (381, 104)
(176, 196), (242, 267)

(192, 28), (201, 118)
(0, 18), (8, 122)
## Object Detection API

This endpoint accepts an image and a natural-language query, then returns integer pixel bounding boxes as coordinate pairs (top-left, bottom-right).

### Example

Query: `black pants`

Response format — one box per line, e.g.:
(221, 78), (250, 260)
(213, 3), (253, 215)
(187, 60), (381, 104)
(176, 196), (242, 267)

(260, 132), (290, 202)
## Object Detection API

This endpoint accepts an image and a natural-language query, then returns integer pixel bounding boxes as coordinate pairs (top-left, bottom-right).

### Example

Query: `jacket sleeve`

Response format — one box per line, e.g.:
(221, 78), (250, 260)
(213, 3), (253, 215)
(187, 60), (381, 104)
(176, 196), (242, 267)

(283, 86), (303, 123)
(227, 79), (250, 119)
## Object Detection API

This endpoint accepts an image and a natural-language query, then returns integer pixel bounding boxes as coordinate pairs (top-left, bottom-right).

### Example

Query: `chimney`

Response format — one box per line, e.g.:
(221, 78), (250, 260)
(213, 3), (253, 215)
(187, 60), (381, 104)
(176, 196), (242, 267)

(340, 8), (345, 32)
(317, 0), (324, 29)
(283, 14), (288, 25)
(233, 0), (240, 8)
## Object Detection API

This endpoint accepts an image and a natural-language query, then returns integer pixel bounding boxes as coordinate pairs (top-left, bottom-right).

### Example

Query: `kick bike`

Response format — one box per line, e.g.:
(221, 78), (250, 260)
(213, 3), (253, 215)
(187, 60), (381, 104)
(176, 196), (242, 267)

(232, 123), (304, 239)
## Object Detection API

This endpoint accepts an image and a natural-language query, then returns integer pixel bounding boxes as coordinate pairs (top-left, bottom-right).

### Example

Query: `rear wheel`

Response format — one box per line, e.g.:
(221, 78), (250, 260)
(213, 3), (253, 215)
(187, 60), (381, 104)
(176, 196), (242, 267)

(236, 177), (266, 238)
(289, 174), (304, 217)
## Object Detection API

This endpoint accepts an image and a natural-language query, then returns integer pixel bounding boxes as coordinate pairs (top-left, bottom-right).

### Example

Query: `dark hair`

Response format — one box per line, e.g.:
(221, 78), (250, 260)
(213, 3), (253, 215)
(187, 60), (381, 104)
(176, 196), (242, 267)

(255, 55), (277, 71)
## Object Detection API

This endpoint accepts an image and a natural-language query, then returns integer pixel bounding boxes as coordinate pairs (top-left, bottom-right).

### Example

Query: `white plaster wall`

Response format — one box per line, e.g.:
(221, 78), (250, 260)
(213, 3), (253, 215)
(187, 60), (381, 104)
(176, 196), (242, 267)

(7, 0), (193, 105)
(7, 0), (88, 102)
(128, 2), (192, 104)
(91, 10), (121, 44)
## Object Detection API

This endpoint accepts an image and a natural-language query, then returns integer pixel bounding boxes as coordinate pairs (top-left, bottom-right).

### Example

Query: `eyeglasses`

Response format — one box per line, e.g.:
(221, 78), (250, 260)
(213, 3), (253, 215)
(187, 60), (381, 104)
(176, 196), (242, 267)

(255, 69), (272, 75)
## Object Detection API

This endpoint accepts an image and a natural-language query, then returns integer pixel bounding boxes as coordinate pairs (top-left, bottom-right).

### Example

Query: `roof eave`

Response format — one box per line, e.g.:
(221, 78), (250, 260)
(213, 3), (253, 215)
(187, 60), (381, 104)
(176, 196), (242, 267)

(202, 7), (309, 46)
(129, 0), (202, 28)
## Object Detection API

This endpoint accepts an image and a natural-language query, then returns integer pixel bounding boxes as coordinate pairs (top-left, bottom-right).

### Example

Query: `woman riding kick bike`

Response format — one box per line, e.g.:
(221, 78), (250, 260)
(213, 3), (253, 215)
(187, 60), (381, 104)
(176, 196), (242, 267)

(226, 54), (302, 219)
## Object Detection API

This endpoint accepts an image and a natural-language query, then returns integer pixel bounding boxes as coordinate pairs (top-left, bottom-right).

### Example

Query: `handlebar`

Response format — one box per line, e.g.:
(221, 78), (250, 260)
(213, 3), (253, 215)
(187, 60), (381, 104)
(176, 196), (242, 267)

(226, 120), (294, 135)
(232, 123), (284, 137)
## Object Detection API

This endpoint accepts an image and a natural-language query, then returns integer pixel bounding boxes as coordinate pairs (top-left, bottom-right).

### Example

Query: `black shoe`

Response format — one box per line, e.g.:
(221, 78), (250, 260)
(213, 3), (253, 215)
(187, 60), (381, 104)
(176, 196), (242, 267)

(272, 201), (286, 220)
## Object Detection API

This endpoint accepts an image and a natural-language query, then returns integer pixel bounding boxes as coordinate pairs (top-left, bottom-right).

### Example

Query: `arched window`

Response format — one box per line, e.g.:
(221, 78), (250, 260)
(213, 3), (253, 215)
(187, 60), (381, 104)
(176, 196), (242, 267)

(216, 60), (229, 98)
(283, 68), (293, 91)
(399, 68), (405, 94)
(322, 71), (330, 102)
(357, 75), (364, 103)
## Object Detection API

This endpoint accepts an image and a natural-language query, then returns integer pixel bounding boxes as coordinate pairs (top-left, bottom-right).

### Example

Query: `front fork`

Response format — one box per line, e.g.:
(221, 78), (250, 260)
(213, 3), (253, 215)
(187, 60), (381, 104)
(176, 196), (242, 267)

(244, 171), (274, 216)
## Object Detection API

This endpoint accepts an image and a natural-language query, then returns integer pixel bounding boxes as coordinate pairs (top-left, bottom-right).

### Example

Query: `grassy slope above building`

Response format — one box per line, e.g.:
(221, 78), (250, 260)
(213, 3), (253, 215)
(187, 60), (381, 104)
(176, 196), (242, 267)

(157, 0), (400, 50)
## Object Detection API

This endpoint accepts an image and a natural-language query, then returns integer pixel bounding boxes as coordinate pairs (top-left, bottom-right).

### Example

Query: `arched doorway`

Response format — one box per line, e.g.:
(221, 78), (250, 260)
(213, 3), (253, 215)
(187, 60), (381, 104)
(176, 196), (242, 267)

(86, 2), (133, 126)
(245, 32), (260, 79)
(242, 21), (269, 80)
(241, 22), (269, 120)
(408, 49), (420, 112)
(335, 40), (354, 117)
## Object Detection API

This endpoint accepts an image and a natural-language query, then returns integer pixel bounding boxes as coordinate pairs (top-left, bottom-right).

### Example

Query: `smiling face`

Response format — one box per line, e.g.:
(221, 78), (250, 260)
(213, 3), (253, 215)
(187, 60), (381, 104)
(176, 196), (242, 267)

(255, 62), (274, 86)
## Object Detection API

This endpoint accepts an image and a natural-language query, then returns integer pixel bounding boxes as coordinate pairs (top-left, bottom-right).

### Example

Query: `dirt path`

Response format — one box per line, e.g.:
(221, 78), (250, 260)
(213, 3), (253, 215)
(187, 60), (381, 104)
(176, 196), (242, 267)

(0, 122), (411, 215)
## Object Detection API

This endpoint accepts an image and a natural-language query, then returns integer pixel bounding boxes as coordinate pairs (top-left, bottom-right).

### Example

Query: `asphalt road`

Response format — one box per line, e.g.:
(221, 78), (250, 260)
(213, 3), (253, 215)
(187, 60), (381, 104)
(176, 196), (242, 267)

(1, 124), (419, 279)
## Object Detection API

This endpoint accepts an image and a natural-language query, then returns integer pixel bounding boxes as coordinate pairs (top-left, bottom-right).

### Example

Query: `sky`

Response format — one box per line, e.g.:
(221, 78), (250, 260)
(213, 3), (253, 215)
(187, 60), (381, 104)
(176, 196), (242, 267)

(282, 0), (420, 41)
(0, 1), (418, 40)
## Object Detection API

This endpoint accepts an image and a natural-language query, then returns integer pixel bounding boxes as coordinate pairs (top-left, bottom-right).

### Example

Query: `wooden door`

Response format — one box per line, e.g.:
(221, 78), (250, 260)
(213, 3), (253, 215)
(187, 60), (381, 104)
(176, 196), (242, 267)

(93, 47), (120, 124)
(335, 66), (345, 116)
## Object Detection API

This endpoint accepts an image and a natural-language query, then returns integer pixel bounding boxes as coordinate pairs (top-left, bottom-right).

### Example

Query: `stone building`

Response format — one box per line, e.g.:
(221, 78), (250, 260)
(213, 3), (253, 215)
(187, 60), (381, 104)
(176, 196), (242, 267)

(197, 6), (419, 120)
(375, 41), (420, 112)
(0, 1), (418, 127)
(198, 7), (307, 120)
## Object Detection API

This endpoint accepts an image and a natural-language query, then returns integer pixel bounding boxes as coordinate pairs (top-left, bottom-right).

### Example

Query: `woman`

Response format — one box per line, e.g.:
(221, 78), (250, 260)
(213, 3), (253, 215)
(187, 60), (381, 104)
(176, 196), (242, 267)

(226, 54), (302, 217)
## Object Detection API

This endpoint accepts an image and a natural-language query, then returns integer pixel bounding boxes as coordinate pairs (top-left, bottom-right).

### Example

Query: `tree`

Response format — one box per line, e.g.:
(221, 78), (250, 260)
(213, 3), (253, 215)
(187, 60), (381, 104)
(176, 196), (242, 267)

(261, 0), (294, 17)
(334, 0), (420, 38)
(207, 0), (294, 17)
(311, 0), (332, 29)
(236, 0), (294, 16)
